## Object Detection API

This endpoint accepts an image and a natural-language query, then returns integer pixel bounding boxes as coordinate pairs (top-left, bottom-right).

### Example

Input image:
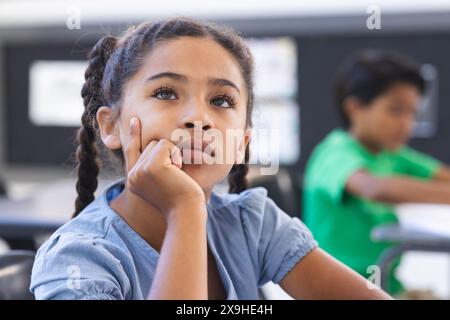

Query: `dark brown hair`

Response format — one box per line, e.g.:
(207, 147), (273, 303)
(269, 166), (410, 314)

(73, 18), (255, 217)
(334, 49), (425, 128)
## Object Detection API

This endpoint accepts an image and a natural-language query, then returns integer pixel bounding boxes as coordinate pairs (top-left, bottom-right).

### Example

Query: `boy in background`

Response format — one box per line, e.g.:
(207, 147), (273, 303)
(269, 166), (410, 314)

(303, 50), (450, 295)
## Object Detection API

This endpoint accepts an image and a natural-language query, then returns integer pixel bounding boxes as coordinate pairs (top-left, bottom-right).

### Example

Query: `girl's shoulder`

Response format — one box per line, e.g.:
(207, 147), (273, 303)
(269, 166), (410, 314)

(34, 178), (138, 266)
(50, 189), (118, 241)
(47, 177), (128, 242)
(30, 190), (134, 299)
(209, 186), (317, 287)
(208, 186), (294, 234)
(208, 186), (269, 216)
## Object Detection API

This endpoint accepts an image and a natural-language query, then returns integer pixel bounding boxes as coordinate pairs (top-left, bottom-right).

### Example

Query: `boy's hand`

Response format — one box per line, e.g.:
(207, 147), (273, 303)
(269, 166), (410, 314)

(124, 117), (206, 221)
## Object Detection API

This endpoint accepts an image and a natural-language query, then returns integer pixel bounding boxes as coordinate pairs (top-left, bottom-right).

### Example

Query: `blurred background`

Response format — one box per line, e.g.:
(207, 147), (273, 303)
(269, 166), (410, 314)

(0, 0), (450, 299)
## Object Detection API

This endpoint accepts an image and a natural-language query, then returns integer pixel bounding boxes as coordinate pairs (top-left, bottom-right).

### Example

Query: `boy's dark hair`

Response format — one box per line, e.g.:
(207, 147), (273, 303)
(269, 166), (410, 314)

(333, 49), (426, 128)
(74, 18), (254, 217)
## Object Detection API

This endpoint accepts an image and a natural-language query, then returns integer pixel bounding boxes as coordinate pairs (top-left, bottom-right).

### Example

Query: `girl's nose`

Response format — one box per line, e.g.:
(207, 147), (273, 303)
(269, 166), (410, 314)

(184, 121), (212, 131)
(179, 102), (214, 131)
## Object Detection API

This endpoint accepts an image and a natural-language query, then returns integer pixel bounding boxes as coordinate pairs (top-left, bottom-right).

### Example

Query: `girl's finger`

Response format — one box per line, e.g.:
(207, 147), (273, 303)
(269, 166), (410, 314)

(125, 117), (142, 173)
(137, 139), (182, 169)
(140, 139), (159, 160)
(148, 139), (179, 167)
(170, 145), (183, 169)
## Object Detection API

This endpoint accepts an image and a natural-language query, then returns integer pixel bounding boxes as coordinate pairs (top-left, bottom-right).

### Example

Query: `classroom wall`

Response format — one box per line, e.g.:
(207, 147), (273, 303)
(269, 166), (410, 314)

(1, 12), (450, 186)
(296, 31), (450, 171)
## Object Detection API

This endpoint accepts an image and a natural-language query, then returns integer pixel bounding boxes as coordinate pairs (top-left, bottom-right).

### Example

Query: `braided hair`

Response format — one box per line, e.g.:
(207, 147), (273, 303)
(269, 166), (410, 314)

(74, 36), (117, 216)
(73, 18), (255, 217)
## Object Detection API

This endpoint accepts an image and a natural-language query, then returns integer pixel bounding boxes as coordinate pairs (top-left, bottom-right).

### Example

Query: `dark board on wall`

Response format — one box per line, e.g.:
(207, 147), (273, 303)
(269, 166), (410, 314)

(295, 31), (450, 171)
(4, 42), (94, 167)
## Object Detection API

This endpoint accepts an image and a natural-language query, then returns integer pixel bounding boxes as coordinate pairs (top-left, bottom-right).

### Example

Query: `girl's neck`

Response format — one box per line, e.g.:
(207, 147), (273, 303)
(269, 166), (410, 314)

(348, 127), (382, 154)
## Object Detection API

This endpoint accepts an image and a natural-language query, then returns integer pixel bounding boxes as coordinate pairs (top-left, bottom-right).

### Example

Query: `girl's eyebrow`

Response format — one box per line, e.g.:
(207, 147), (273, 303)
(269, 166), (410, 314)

(209, 78), (241, 95)
(146, 71), (241, 95)
(146, 71), (187, 83)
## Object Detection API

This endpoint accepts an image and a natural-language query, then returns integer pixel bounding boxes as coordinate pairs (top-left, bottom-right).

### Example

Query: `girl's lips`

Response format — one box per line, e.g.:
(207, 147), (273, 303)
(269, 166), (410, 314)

(175, 138), (216, 164)
(180, 148), (213, 164)
(176, 138), (215, 157)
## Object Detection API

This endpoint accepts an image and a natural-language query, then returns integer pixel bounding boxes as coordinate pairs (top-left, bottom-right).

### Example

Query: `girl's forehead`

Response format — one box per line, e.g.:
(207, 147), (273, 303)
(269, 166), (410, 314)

(135, 37), (245, 88)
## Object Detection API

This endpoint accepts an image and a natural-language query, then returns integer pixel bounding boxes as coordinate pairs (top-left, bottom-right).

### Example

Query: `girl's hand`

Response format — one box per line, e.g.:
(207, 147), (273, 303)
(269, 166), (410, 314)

(124, 117), (206, 220)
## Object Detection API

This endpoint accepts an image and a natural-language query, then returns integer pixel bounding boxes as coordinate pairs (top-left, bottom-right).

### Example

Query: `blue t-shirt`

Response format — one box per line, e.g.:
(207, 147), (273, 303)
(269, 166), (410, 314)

(30, 178), (317, 300)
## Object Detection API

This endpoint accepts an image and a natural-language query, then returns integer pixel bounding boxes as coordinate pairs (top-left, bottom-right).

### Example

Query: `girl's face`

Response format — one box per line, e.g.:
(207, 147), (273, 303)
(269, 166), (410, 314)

(98, 36), (251, 194)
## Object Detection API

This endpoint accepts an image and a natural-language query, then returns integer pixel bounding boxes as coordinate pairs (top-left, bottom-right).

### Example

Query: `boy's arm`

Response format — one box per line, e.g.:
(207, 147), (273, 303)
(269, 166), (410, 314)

(346, 169), (450, 205)
(279, 248), (392, 299)
(432, 164), (450, 182)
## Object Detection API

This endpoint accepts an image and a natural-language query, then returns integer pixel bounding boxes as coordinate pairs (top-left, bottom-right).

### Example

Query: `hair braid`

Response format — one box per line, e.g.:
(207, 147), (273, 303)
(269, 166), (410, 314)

(73, 36), (117, 217)
(228, 146), (250, 194)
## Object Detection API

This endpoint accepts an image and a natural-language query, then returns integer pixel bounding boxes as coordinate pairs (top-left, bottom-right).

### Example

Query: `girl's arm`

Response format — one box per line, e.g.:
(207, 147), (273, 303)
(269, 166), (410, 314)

(279, 248), (392, 299)
(346, 169), (450, 205)
(122, 117), (209, 299)
(147, 203), (208, 300)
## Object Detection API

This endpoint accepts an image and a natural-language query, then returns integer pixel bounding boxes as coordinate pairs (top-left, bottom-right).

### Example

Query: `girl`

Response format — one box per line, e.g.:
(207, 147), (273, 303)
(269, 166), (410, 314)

(30, 18), (390, 300)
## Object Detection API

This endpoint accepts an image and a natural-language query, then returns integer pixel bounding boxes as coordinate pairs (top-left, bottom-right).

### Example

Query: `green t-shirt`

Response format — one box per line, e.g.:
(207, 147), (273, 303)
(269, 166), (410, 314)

(303, 129), (441, 294)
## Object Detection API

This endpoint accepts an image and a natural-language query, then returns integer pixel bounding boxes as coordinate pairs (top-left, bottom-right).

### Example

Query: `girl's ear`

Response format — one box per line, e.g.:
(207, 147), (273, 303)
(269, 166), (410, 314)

(236, 128), (252, 164)
(96, 106), (122, 150)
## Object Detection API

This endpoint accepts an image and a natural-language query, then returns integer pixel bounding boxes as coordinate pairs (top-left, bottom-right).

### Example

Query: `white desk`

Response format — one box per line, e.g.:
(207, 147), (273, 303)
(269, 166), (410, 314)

(396, 203), (450, 237)
(372, 203), (450, 291)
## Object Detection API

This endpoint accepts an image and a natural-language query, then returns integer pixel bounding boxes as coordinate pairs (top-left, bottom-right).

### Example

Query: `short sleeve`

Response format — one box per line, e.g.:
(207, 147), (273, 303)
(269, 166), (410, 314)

(30, 233), (128, 300)
(396, 147), (441, 179)
(313, 147), (367, 203)
(238, 188), (318, 286)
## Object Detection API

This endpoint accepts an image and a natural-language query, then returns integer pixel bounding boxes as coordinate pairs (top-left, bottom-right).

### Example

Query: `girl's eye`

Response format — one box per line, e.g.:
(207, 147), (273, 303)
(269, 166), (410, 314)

(211, 95), (236, 108)
(152, 87), (177, 100)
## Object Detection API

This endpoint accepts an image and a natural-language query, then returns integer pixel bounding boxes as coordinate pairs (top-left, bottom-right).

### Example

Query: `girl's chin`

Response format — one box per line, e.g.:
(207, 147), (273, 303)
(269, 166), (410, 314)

(180, 148), (216, 165)
(181, 164), (229, 190)
(180, 164), (209, 178)
(181, 164), (216, 180)
(180, 167), (212, 195)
